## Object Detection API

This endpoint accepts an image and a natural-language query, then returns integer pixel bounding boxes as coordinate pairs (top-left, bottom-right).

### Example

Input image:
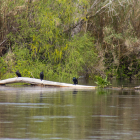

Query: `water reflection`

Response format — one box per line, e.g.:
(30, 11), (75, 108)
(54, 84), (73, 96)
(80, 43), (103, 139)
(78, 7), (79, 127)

(0, 86), (140, 139)
(72, 90), (78, 94)
(40, 91), (43, 103)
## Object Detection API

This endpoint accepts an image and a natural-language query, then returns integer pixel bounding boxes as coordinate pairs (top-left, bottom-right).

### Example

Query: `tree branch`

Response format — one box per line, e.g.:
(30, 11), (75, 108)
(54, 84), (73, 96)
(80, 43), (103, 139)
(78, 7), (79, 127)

(0, 39), (7, 46)
(63, 0), (115, 35)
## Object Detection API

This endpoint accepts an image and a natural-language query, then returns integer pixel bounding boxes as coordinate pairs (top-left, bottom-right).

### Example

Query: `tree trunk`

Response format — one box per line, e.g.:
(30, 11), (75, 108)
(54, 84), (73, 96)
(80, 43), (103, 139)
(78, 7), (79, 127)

(0, 77), (96, 89)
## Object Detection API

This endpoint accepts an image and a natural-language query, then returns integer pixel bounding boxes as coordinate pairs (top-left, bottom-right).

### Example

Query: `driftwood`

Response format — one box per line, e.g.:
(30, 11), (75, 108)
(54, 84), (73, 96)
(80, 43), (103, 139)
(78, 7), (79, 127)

(134, 86), (140, 90)
(0, 77), (96, 89)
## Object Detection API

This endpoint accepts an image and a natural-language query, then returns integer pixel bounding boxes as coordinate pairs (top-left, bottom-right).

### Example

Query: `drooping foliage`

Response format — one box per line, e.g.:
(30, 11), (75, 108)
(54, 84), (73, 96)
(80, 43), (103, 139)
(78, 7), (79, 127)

(1, 0), (140, 81)
(0, 0), (97, 82)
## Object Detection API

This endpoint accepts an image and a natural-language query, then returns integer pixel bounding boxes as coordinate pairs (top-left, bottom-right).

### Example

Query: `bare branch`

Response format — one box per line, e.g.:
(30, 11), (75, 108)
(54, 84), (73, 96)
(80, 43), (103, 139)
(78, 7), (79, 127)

(63, 0), (131, 36)
(0, 39), (7, 46)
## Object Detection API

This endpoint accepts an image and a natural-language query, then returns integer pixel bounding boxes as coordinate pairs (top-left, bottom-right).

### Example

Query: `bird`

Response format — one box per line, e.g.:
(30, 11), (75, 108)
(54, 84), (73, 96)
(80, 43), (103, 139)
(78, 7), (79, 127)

(40, 71), (44, 81)
(73, 77), (78, 85)
(16, 70), (21, 77)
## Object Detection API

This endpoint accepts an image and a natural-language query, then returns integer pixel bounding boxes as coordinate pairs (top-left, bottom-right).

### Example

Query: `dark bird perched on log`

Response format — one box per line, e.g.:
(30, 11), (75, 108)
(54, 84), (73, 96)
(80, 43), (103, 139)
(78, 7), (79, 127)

(16, 70), (21, 77)
(73, 77), (78, 85)
(40, 71), (44, 81)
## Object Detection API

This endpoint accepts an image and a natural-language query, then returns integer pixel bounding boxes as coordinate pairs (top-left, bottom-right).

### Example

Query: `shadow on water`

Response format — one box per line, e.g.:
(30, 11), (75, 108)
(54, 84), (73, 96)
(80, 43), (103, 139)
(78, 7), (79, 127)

(0, 80), (140, 139)
(95, 88), (111, 95)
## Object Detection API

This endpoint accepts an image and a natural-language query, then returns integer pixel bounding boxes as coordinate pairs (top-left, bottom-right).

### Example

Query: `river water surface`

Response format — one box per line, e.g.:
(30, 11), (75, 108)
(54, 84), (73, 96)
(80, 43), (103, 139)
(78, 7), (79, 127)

(0, 80), (140, 140)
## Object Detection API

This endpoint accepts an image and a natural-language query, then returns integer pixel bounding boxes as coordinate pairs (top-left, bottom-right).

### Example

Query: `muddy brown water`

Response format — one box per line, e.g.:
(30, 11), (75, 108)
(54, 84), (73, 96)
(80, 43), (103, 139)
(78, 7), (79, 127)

(0, 79), (140, 140)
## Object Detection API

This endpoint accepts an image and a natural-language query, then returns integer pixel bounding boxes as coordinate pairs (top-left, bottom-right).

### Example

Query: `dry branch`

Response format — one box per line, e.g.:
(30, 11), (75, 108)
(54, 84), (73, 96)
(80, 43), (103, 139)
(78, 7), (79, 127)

(64, 0), (116, 36)
(0, 39), (7, 46)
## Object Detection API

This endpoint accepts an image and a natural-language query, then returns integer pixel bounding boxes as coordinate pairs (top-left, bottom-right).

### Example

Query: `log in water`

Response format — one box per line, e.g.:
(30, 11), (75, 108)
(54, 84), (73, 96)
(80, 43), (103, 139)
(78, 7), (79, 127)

(0, 77), (96, 89)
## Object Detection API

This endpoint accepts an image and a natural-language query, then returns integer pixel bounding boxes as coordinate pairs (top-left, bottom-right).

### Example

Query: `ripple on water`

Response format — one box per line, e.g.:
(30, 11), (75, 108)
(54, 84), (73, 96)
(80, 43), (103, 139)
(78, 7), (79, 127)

(91, 115), (118, 118)
(32, 115), (75, 120)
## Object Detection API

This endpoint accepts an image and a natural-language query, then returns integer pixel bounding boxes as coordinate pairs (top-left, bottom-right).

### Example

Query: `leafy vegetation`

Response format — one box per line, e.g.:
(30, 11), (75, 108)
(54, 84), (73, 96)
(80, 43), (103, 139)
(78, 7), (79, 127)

(1, 0), (140, 82)
(95, 76), (111, 88)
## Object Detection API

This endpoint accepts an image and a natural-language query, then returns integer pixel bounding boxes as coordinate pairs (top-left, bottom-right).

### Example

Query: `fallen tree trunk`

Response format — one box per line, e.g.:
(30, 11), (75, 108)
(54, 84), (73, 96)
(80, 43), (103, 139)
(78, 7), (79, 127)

(0, 77), (96, 89)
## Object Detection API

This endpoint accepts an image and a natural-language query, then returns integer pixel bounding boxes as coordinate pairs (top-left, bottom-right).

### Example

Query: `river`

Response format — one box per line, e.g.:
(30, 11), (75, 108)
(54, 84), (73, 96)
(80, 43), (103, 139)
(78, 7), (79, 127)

(0, 79), (140, 140)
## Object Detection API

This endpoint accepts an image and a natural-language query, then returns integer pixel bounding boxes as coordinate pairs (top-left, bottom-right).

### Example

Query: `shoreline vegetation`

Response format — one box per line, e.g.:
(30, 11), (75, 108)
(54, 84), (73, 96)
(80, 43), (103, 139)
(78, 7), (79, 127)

(1, 0), (140, 83)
